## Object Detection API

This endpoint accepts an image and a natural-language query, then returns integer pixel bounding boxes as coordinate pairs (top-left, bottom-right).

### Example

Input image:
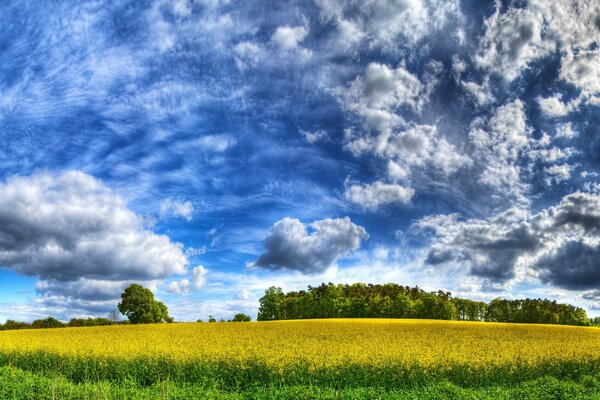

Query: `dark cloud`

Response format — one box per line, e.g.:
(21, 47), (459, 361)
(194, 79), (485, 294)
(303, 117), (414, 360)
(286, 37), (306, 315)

(417, 192), (600, 286)
(537, 241), (600, 290)
(253, 217), (367, 273)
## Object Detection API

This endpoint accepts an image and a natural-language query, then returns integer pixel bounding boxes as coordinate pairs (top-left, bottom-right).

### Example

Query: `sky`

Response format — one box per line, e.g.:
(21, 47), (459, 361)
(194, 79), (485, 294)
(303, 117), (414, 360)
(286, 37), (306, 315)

(1, 0), (600, 322)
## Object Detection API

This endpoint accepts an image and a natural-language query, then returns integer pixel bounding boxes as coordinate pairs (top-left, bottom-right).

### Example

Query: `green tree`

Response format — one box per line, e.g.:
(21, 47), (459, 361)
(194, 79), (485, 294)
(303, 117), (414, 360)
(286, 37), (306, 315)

(257, 286), (284, 321)
(232, 313), (251, 322)
(117, 284), (171, 324)
(31, 316), (65, 329)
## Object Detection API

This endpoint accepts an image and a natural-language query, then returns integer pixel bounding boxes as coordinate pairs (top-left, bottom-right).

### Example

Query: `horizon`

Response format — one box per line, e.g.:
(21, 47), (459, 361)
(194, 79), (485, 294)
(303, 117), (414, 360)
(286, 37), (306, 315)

(2, 0), (600, 322)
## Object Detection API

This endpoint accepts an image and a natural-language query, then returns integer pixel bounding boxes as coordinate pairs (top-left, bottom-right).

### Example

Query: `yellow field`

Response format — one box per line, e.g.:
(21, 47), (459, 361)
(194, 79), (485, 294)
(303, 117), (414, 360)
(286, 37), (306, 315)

(0, 319), (599, 370)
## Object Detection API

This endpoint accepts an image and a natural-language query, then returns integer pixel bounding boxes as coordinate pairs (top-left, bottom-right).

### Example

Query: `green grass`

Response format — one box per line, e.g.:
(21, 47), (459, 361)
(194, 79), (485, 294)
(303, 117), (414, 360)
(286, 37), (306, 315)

(1, 366), (600, 399)
(1, 352), (600, 399)
(1, 350), (600, 392)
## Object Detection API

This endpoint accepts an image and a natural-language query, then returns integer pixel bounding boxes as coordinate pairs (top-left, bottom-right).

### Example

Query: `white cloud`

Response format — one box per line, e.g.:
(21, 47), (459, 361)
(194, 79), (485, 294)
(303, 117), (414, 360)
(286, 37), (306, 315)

(0, 171), (188, 311)
(191, 265), (208, 289)
(340, 63), (425, 135)
(165, 279), (191, 294)
(271, 25), (308, 50)
(559, 49), (600, 96)
(252, 217), (368, 273)
(461, 79), (495, 106)
(544, 164), (572, 186)
(555, 123), (577, 139)
(160, 198), (194, 221)
(537, 94), (577, 117)
(301, 129), (329, 144)
(344, 180), (414, 209)
(475, 0), (600, 102)
(315, 0), (462, 53)
(476, 3), (546, 81)
(469, 99), (531, 207)
(164, 265), (208, 294)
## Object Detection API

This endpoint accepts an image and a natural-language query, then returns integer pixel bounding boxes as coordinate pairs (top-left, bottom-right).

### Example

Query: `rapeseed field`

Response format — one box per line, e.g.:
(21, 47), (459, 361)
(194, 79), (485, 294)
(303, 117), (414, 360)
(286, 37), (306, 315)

(1, 319), (600, 397)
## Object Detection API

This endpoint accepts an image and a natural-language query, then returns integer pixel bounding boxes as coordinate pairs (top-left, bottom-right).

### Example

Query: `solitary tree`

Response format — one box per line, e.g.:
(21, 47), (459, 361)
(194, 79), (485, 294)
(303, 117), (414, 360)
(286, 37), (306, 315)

(232, 313), (251, 322)
(108, 309), (121, 323)
(118, 284), (171, 324)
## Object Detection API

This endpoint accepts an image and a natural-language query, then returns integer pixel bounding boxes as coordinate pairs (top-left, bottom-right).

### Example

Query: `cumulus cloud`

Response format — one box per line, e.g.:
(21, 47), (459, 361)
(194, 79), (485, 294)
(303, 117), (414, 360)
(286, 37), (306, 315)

(536, 241), (600, 290)
(160, 198), (194, 221)
(0, 171), (188, 310)
(252, 217), (368, 273)
(476, 4), (546, 81)
(544, 164), (571, 186)
(338, 62), (470, 207)
(340, 62), (425, 134)
(165, 265), (208, 294)
(271, 25), (308, 50)
(315, 0), (462, 52)
(476, 0), (600, 101)
(469, 99), (532, 206)
(414, 191), (600, 288)
(344, 180), (414, 209)
(537, 94), (577, 118)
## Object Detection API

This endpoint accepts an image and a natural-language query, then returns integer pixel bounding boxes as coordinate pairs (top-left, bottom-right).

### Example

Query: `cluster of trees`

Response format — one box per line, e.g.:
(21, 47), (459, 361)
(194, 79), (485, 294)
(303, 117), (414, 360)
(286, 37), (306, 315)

(258, 283), (590, 326)
(0, 316), (119, 331)
(198, 313), (252, 323)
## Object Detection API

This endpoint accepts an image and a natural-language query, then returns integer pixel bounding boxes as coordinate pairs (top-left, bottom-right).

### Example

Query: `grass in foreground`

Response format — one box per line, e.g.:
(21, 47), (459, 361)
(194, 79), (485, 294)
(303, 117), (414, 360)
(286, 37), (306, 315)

(1, 366), (600, 399)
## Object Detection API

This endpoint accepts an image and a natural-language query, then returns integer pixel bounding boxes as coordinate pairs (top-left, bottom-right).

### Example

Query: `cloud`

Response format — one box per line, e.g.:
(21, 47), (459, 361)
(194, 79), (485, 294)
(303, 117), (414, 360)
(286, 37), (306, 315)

(544, 164), (571, 186)
(301, 129), (329, 144)
(0, 171), (188, 310)
(344, 181), (414, 209)
(476, 4), (546, 81)
(475, 0), (600, 103)
(164, 265), (208, 294)
(160, 198), (194, 221)
(536, 241), (600, 290)
(315, 0), (462, 53)
(271, 25), (308, 50)
(339, 62), (425, 134)
(537, 94), (577, 118)
(252, 217), (368, 273)
(469, 99), (532, 207)
(414, 191), (600, 286)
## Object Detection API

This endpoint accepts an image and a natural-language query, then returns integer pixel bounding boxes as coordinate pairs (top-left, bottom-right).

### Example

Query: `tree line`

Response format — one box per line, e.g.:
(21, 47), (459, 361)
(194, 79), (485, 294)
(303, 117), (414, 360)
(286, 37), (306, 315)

(0, 284), (252, 331)
(257, 283), (591, 326)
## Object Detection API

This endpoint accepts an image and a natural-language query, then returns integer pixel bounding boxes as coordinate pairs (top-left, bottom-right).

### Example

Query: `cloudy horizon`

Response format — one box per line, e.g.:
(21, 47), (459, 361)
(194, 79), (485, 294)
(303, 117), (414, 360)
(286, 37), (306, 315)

(1, 0), (600, 322)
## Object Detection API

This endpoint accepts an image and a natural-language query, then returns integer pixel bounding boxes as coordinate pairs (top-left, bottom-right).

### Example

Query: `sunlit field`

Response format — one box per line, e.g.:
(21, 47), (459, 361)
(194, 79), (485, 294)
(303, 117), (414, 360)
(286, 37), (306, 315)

(2, 319), (600, 398)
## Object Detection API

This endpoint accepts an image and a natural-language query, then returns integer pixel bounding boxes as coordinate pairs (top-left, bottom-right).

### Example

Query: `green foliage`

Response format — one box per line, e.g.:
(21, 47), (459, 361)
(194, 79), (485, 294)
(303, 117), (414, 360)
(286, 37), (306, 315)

(67, 317), (112, 327)
(208, 316), (216, 323)
(258, 282), (589, 326)
(257, 286), (284, 321)
(117, 284), (171, 324)
(30, 317), (65, 329)
(232, 313), (251, 322)
(1, 350), (600, 396)
(1, 364), (600, 400)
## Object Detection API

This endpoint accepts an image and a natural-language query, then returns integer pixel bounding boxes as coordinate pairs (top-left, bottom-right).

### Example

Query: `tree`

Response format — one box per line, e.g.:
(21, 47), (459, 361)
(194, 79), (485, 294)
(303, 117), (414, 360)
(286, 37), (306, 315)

(31, 316), (65, 329)
(257, 286), (284, 321)
(208, 315), (216, 323)
(118, 284), (171, 324)
(232, 313), (251, 322)
(108, 309), (121, 323)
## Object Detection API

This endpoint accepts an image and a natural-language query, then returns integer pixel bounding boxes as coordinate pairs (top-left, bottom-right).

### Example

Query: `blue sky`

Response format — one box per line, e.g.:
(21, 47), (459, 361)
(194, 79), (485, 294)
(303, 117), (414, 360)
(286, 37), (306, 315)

(1, 0), (600, 321)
